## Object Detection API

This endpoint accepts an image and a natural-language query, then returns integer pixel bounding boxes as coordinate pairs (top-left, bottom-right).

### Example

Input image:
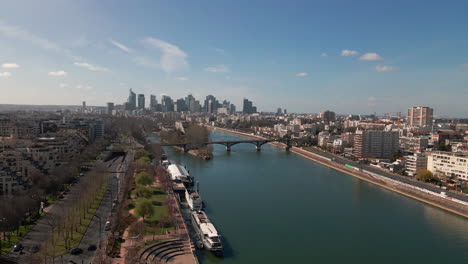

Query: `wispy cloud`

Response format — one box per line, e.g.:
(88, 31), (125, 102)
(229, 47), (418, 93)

(295, 72), (308, 77)
(375, 65), (399, 72)
(321, 53), (328, 57)
(133, 56), (159, 68)
(110, 39), (132, 53)
(59, 83), (69, 89)
(204, 64), (230, 73)
(142, 37), (188, 73)
(48, 70), (67, 77)
(2, 63), (20, 69)
(175, 77), (189, 81)
(463, 63), (468, 68)
(0, 72), (12, 77)
(74, 62), (109, 72)
(76, 84), (93, 90)
(0, 21), (78, 60)
(359, 53), (383, 61)
(341, 49), (358, 56)
(368, 96), (377, 102)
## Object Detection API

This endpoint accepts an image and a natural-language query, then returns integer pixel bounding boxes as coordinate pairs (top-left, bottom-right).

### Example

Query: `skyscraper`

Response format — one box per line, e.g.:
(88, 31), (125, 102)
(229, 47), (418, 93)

(138, 94), (145, 109)
(242, 98), (256, 114)
(106, 102), (114, 115)
(204, 95), (218, 113)
(161, 95), (174, 112)
(407, 106), (433, 127)
(150, 95), (157, 110)
(127, 89), (136, 110)
(82, 101), (86, 112)
(175, 98), (188, 112)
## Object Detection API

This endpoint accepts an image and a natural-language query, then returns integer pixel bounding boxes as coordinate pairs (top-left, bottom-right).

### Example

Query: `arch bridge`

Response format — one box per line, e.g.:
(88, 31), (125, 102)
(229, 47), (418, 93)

(159, 139), (297, 152)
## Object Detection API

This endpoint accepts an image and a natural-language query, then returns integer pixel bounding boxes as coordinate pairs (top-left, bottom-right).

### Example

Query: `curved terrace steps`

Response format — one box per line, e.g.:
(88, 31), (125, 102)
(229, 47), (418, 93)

(147, 242), (185, 263)
(140, 239), (192, 264)
(140, 239), (183, 261)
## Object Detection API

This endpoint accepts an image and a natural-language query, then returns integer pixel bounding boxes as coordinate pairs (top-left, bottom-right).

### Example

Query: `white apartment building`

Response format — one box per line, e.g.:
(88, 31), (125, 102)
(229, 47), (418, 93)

(427, 151), (468, 181)
(405, 152), (428, 177)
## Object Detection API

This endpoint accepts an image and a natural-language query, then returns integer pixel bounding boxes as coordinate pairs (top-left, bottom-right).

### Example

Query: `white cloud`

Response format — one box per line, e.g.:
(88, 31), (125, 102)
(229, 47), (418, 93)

(110, 39), (132, 52)
(341, 49), (358, 56)
(175, 77), (189, 81)
(321, 53), (328, 57)
(74, 62), (109, 72)
(76, 84), (93, 90)
(59, 83), (69, 88)
(204, 64), (230, 73)
(295, 72), (308, 77)
(375, 65), (399, 72)
(142, 37), (188, 73)
(2, 63), (20, 69)
(48, 70), (67, 77)
(359, 53), (383, 61)
(368, 96), (377, 102)
(0, 72), (12, 77)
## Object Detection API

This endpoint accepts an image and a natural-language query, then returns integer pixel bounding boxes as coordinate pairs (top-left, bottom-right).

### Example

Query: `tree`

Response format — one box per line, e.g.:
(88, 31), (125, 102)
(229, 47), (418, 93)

(134, 186), (152, 199)
(135, 200), (154, 220)
(416, 169), (434, 181)
(135, 171), (153, 186)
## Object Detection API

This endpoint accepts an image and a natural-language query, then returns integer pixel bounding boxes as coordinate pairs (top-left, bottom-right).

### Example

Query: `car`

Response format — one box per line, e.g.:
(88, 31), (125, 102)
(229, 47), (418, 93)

(87, 244), (97, 251)
(13, 243), (23, 252)
(104, 221), (111, 231)
(70, 248), (83, 255)
(29, 245), (40, 253)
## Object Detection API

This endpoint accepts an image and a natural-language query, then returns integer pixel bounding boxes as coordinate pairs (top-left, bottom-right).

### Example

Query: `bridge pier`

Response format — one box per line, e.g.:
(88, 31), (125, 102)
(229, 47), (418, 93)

(226, 145), (231, 152)
(255, 143), (262, 151)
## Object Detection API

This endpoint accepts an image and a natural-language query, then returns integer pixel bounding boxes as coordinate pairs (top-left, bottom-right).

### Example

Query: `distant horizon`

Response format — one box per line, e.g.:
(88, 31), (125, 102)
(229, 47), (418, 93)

(1, 103), (466, 119)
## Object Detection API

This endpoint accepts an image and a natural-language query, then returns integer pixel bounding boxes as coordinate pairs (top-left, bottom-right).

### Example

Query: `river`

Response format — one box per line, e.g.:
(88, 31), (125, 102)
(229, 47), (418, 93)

(150, 130), (468, 264)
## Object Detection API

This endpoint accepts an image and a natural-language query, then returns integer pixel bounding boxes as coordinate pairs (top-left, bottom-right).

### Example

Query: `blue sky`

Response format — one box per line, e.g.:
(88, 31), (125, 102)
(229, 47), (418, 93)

(0, 0), (467, 116)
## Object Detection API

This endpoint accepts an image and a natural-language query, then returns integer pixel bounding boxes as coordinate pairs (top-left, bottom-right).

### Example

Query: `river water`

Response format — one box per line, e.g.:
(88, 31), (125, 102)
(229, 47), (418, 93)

(150, 131), (468, 264)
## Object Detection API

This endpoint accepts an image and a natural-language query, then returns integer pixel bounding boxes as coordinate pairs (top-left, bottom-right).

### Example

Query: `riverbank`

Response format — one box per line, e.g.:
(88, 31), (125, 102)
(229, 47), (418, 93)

(208, 126), (468, 218)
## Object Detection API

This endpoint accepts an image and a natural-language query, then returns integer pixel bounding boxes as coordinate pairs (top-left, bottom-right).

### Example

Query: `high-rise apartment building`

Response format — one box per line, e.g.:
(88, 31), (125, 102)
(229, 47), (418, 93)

(353, 130), (399, 159)
(138, 94), (145, 109)
(319, 110), (336, 122)
(407, 106), (433, 127)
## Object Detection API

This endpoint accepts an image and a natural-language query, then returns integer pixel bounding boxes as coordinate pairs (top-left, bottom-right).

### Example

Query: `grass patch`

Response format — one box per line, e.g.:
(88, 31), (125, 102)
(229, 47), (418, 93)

(130, 186), (175, 235)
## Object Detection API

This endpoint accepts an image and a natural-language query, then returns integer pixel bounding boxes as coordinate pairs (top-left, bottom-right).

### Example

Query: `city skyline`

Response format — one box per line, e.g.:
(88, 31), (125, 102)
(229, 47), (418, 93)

(0, 0), (467, 117)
